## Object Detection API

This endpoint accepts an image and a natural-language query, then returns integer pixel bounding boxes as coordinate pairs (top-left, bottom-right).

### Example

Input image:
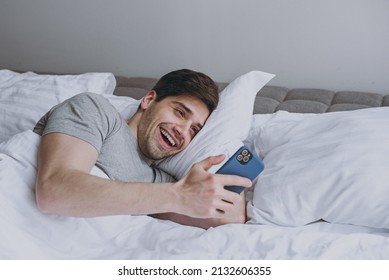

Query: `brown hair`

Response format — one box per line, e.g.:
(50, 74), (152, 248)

(152, 69), (219, 113)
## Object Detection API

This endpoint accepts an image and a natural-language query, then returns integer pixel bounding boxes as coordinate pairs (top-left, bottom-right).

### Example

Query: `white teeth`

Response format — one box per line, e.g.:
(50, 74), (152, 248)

(161, 129), (176, 147)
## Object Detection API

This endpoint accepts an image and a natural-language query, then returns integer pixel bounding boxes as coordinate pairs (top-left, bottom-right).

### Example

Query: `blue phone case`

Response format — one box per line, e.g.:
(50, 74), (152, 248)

(216, 146), (264, 194)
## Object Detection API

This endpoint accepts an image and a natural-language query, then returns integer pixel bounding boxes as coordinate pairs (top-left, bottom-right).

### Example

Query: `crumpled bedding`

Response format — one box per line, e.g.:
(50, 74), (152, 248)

(1, 130), (389, 259)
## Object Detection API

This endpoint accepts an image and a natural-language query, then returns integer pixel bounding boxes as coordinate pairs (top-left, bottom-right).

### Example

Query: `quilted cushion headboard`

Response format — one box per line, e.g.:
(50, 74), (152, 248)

(115, 76), (389, 114)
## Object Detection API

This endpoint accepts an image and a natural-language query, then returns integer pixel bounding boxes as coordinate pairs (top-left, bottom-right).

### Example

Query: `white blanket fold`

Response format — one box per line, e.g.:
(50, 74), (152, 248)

(1, 130), (389, 259)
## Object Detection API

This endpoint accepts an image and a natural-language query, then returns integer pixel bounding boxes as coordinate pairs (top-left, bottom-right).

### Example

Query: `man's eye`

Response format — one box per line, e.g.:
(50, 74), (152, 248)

(191, 126), (199, 135)
(175, 108), (184, 117)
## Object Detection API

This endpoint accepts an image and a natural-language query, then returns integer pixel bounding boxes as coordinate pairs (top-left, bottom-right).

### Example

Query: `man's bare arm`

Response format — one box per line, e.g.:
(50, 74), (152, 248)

(35, 133), (251, 220)
(35, 133), (176, 216)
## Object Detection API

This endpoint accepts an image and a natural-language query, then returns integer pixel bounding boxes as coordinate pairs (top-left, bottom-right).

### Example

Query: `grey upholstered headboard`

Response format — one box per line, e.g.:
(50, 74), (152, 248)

(114, 76), (389, 114)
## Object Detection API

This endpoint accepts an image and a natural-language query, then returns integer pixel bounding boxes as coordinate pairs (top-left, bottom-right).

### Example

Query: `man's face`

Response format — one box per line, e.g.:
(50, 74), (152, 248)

(137, 91), (210, 160)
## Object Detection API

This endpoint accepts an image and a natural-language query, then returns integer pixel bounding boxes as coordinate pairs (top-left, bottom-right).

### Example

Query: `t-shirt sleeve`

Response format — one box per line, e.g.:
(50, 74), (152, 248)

(33, 92), (122, 152)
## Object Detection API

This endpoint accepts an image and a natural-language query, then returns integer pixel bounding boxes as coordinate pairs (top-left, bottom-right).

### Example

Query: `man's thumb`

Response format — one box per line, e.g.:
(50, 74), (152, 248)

(197, 154), (225, 171)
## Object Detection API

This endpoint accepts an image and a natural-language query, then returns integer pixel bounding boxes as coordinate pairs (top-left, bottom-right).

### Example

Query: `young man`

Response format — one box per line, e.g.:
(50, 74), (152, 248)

(33, 69), (251, 229)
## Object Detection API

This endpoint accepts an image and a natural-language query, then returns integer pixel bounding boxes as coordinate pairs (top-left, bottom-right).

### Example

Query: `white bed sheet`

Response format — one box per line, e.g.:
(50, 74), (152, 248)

(1, 130), (389, 260)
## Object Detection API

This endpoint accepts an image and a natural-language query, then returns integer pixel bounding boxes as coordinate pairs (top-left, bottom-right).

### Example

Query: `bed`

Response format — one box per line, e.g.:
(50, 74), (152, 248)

(1, 69), (389, 260)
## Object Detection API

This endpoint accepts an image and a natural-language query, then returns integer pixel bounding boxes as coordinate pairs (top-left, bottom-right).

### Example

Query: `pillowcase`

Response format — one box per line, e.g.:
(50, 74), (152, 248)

(154, 70), (275, 179)
(245, 108), (389, 229)
(0, 129), (109, 190)
(0, 70), (116, 143)
(106, 94), (141, 119)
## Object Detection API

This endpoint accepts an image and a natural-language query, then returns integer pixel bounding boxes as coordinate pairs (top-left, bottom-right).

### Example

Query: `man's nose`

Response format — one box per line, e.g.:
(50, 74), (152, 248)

(175, 121), (191, 136)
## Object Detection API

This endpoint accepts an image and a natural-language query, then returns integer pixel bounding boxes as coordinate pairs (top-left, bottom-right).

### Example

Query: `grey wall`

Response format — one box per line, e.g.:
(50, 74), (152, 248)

(1, 0), (388, 94)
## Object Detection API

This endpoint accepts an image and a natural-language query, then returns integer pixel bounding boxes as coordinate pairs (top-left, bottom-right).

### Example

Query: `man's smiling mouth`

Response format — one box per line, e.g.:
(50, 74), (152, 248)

(160, 128), (176, 147)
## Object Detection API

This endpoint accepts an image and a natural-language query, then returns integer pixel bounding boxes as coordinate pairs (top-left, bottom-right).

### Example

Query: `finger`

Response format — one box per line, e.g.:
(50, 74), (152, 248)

(215, 199), (236, 214)
(215, 174), (253, 189)
(219, 192), (244, 206)
(196, 154), (226, 171)
(212, 209), (225, 219)
(204, 198), (240, 219)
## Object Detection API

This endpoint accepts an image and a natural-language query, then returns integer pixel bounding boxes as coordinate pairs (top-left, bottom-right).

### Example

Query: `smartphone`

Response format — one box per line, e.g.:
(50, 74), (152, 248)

(216, 146), (264, 194)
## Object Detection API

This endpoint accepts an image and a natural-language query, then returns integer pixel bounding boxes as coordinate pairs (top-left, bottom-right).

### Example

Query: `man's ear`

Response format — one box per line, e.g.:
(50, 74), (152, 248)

(140, 90), (157, 109)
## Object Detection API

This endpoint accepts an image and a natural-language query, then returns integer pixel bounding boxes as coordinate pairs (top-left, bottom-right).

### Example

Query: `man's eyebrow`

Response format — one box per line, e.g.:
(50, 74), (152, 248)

(173, 101), (193, 115)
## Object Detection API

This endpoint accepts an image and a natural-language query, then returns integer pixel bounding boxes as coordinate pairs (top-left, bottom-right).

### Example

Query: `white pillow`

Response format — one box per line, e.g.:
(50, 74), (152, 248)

(154, 70), (275, 179)
(106, 94), (141, 119)
(245, 108), (389, 229)
(0, 70), (116, 143)
(0, 129), (109, 187)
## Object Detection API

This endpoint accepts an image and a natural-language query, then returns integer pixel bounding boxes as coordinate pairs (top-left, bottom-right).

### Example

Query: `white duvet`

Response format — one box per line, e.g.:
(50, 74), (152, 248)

(1, 130), (389, 260)
(1, 69), (389, 259)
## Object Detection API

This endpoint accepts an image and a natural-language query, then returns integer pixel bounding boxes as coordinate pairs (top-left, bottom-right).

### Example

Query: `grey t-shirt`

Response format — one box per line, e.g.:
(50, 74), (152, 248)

(34, 92), (175, 183)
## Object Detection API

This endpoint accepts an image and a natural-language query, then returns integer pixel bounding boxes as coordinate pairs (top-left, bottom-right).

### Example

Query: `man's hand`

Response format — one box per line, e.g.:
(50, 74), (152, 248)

(171, 155), (252, 220)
